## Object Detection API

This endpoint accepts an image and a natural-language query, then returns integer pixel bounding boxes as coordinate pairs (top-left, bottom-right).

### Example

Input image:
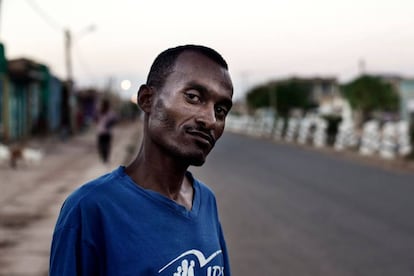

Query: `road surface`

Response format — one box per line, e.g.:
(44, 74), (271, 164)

(192, 131), (414, 276)
(1, 125), (414, 276)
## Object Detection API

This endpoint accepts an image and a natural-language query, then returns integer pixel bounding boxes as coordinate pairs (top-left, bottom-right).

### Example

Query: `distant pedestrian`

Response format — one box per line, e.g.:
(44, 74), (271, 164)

(96, 99), (117, 163)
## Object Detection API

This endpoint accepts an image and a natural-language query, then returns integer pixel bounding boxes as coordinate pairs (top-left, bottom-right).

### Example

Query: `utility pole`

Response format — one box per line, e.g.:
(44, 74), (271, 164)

(0, 0), (3, 38)
(63, 28), (77, 134)
(64, 28), (73, 82)
(64, 25), (95, 82)
(359, 58), (366, 76)
(63, 25), (95, 134)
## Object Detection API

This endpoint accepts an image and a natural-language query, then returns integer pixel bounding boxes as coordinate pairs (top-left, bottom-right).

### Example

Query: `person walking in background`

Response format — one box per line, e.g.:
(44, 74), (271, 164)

(96, 98), (117, 163)
(50, 44), (233, 275)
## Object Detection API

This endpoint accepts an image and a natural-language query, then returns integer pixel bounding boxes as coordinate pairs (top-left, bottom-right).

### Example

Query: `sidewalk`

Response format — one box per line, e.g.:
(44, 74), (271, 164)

(0, 121), (141, 276)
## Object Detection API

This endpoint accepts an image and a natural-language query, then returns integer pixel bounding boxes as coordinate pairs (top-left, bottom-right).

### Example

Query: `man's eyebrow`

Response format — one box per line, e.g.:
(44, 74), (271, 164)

(186, 82), (208, 94)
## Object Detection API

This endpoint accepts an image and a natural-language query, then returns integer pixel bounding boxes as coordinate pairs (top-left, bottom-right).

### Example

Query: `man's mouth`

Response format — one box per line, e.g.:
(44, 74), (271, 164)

(186, 129), (215, 147)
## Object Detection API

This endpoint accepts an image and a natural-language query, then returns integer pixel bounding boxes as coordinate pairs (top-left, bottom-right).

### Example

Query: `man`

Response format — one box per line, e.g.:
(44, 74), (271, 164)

(50, 45), (233, 275)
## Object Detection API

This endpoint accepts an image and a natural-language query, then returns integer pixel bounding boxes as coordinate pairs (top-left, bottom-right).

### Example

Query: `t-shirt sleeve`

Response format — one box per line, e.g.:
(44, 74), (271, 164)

(50, 225), (99, 276)
(49, 226), (78, 275)
(218, 222), (231, 276)
(49, 193), (100, 276)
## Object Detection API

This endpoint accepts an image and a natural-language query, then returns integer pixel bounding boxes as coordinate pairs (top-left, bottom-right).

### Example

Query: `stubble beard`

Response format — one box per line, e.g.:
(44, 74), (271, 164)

(150, 99), (207, 166)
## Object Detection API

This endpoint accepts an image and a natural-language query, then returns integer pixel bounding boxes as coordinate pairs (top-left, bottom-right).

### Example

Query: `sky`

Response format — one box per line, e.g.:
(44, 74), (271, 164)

(2, 0), (414, 100)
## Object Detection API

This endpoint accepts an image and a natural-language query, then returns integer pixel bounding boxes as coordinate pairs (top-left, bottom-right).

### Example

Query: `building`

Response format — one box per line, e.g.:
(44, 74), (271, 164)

(0, 44), (8, 142)
(1, 56), (63, 142)
(281, 76), (343, 116)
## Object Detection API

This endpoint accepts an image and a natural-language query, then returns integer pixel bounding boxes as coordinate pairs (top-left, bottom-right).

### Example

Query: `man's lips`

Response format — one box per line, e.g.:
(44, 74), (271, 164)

(186, 129), (215, 146)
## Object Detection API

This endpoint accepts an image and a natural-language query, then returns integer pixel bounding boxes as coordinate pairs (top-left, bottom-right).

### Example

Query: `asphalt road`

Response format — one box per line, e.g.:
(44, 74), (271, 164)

(191, 132), (414, 276)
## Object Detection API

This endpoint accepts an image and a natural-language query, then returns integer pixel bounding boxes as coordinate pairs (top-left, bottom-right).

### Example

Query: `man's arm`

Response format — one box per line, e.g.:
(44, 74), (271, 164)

(50, 226), (99, 275)
(49, 194), (101, 276)
(218, 223), (231, 276)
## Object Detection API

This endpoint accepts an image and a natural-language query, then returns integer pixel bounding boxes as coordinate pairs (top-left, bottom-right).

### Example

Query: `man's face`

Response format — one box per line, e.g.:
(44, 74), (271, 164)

(147, 51), (233, 166)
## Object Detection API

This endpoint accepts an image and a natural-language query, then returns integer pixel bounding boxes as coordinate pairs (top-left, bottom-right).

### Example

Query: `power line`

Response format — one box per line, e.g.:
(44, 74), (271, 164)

(24, 0), (96, 83)
(24, 0), (62, 32)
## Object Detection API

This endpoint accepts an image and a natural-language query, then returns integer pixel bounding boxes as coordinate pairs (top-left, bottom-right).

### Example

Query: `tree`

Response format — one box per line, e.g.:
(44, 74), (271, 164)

(342, 75), (400, 121)
(274, 79), (316, 117)
(246, 84), (272, 110)
(245, 78), (316, 117)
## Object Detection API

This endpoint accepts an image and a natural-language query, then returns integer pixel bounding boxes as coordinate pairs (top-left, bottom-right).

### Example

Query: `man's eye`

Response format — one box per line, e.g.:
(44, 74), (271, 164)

(215, 106), (228, 117)
(185, 92), (201, 103)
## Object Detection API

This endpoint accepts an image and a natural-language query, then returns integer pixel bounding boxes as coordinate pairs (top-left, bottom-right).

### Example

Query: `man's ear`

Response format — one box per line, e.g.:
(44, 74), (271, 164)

(137, 85), (154, 113)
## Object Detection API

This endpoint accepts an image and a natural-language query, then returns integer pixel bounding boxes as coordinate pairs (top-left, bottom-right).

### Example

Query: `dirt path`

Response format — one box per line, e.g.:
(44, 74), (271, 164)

(0, 121), (141, 276)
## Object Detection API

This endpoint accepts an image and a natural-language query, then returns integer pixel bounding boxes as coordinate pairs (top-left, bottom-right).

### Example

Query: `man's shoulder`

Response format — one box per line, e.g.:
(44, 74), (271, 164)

(69, 169), (121, 202)
(56, 170), (124, 229)
(57, 168), (124, 222)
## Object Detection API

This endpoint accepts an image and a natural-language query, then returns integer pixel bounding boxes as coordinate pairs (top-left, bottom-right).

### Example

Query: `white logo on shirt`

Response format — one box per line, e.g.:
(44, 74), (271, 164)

(158, 249), (224, 276)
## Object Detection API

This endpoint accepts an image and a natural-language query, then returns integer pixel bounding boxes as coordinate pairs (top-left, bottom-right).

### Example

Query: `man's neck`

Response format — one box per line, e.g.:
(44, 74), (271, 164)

(124, 144), (194, 210)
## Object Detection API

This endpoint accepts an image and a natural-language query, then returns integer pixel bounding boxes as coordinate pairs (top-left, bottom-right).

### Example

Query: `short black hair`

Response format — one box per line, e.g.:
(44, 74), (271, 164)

(146, 45), (229, 89)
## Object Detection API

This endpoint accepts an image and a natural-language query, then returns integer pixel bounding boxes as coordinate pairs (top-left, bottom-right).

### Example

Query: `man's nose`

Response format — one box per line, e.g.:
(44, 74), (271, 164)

(195, 105), (216, 129)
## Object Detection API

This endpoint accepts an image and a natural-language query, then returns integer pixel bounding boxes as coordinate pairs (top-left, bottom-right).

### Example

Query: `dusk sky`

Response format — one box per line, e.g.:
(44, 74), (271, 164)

(2, 0), (414, 99)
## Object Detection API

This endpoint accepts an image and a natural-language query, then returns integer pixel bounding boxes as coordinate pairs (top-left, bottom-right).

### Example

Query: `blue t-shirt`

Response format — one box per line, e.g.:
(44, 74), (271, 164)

(50, 166), (230, 276)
